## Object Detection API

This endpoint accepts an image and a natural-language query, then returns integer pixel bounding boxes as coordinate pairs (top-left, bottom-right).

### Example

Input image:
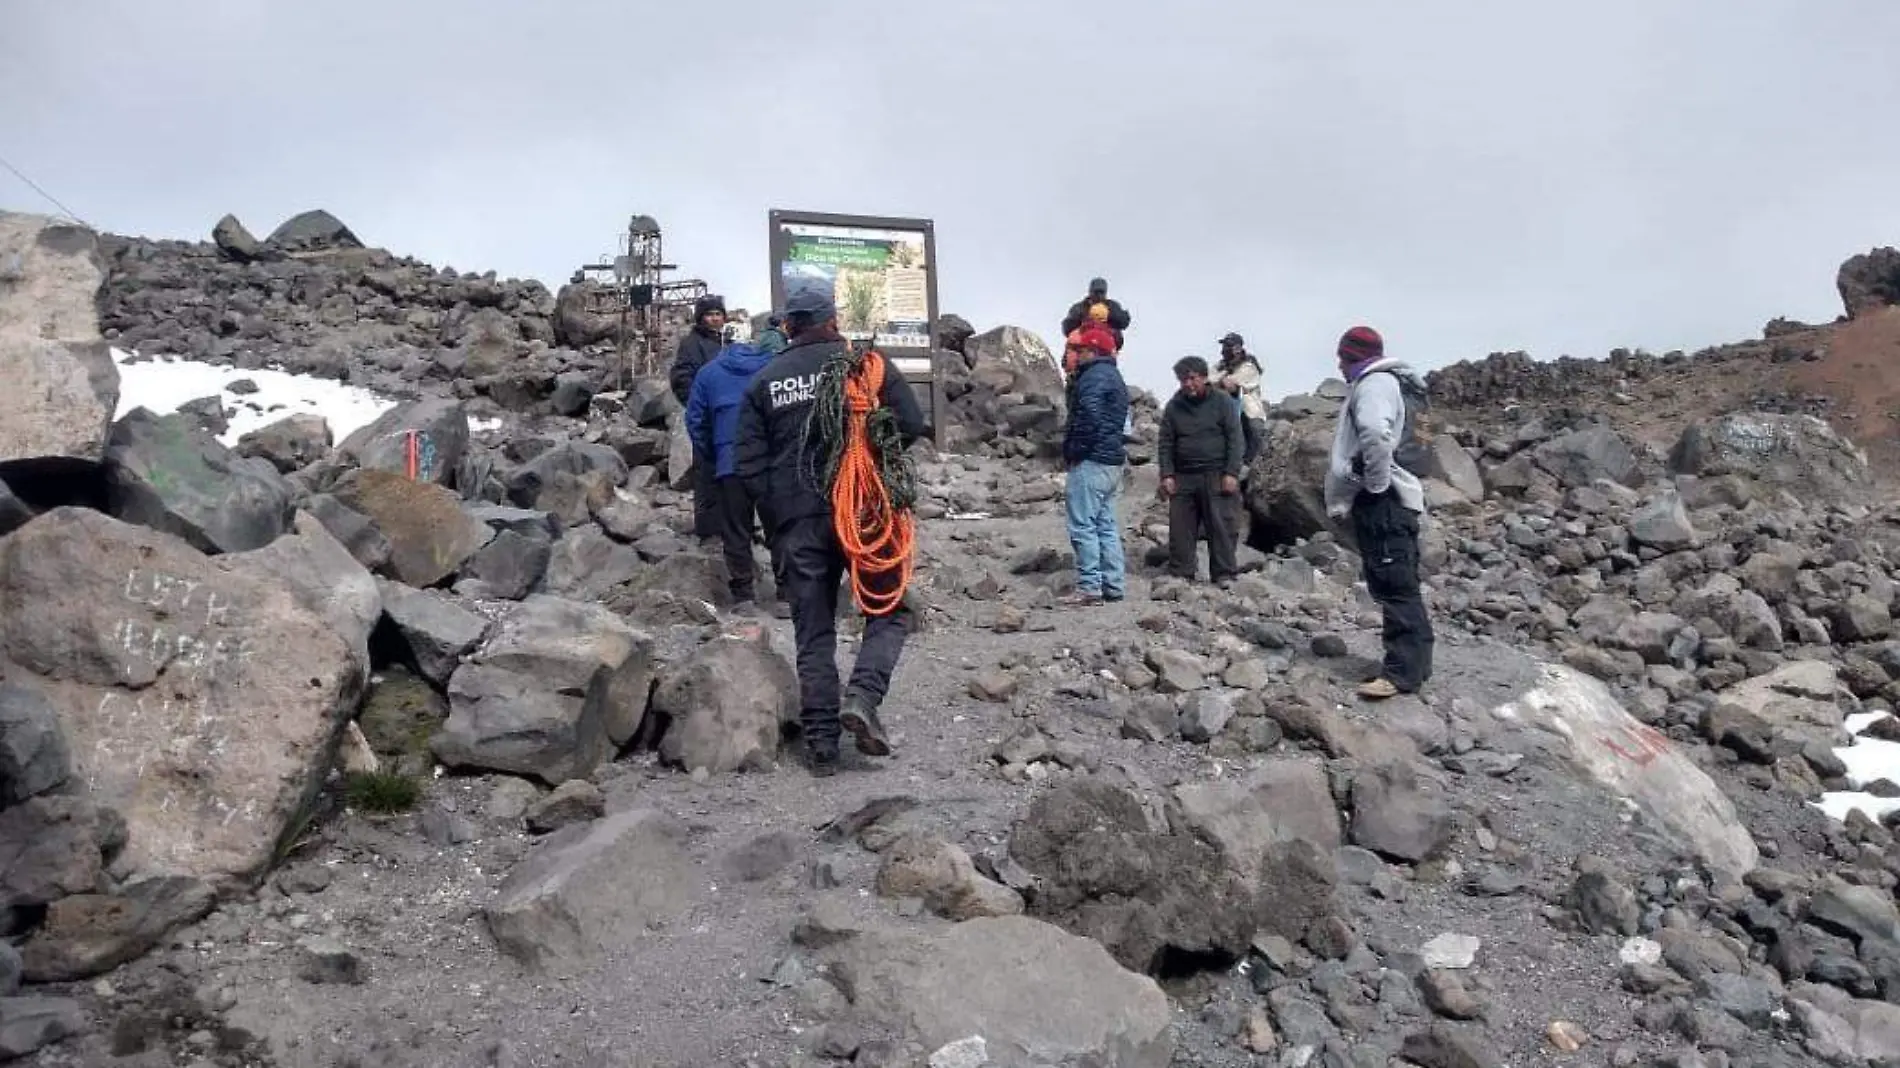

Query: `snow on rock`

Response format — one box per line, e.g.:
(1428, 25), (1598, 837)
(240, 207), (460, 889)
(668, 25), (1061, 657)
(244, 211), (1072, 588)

(111, 348), (397, 448)
(1816, 713), (1900, 824)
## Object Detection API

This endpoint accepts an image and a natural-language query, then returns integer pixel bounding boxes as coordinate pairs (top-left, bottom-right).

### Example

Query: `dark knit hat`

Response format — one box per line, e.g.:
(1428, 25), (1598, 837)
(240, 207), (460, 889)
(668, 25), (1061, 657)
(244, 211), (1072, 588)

(694, 294), (726, 320)
(1337, 326), (1383, 362)
(1088, 277), (1108, 295)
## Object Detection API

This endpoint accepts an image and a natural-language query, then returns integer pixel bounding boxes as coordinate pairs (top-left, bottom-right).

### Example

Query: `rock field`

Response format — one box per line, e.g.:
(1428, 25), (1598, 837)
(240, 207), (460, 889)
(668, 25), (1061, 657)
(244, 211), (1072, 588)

(3, 206), (1900, 1066)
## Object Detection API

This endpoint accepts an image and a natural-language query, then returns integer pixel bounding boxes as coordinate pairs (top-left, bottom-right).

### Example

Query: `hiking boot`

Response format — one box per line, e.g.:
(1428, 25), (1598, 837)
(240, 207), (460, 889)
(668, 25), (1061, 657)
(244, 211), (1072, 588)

(1057, 590), (1104, 608)
(840, 697), (893, 757)
(730, 599), (760, 618)
(1356, 678), (1401, 701)
(807, 738), (840, 778)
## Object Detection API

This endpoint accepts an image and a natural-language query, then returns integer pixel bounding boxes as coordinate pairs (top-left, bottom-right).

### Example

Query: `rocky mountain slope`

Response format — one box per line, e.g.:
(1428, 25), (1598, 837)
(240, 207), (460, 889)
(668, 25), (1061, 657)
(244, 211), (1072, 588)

(4, 207), (1900, 1067)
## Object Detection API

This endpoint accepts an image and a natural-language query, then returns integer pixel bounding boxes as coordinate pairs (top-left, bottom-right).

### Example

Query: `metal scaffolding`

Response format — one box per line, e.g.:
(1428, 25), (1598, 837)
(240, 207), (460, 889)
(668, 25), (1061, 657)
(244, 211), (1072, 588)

(570, 214), (709, 386)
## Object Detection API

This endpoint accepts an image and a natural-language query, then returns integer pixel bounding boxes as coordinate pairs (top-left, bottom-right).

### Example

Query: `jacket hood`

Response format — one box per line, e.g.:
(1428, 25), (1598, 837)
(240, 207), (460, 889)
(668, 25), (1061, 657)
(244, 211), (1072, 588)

(715, 342), (774, 376)
(1351, 356), (1424, 390)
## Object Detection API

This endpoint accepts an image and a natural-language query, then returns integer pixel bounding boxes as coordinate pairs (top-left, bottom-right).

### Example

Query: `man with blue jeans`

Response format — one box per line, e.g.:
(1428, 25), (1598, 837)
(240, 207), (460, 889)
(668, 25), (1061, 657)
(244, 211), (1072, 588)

(1060, 327), (1130, 605)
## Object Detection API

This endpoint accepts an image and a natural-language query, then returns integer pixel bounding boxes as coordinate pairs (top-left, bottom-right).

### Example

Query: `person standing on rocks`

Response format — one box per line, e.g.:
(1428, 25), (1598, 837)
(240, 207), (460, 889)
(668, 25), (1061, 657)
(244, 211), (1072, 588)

(1060, 277), (1131, 351)
(685, 334), (776, 614)
(1216, 331), (1267, 560)
(1323, 325), (1435, 700)
(734, 291), (927, 776)
(1059, 322), (1130, 606)
(669, 294), (728, 541)
(1158, 356), (1243, 586)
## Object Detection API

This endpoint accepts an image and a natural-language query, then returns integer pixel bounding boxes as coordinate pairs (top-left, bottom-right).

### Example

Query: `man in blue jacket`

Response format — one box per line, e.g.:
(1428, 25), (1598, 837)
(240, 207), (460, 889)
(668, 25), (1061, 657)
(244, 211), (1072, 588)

(1060, 326), (1131, 605)
(685, 335), (775, 611)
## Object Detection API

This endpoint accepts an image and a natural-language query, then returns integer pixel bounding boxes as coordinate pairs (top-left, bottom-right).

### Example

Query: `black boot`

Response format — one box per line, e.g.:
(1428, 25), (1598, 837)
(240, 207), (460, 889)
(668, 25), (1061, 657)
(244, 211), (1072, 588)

(840, 695), (892, 757)
(806, 736), (840, 778)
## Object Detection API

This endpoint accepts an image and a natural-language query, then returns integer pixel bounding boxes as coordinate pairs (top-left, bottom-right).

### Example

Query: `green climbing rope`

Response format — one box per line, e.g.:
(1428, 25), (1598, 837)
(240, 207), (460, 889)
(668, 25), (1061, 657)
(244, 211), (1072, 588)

(799, 341), (919, 513)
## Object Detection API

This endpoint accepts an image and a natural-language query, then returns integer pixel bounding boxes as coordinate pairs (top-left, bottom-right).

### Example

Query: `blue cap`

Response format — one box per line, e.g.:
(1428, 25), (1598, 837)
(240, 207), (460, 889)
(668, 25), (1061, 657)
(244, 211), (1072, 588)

(784, 290), (837, 321)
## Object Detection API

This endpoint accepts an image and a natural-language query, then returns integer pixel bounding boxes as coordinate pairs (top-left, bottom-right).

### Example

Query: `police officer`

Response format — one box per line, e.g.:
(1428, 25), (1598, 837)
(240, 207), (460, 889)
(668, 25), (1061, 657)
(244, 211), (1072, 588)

(733, 291), (927, 776)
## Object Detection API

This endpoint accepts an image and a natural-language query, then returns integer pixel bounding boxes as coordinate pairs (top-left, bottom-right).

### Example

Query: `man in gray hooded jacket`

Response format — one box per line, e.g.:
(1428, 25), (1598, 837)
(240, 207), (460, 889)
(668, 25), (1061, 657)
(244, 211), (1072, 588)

(1322, 325), (1434, 700)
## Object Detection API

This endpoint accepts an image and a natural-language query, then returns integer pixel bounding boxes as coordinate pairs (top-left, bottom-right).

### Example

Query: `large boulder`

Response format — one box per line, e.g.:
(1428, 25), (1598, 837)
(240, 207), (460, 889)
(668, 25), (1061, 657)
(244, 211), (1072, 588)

(227, 511), (382, 676)
(431, 595), (654, 783)
(482, 808), (702, 970)
(1669, 413), (1869, 500)
(1532, 426), (1640, 488)
(963, 326), (1063, 397)
(1838, 247), (1900, 319)
(331, 469), (493, 587)
(1492, 663), (1757, 880)
(1170, 759), (1342, 889)
(1009, 778), (1255, 974)
(1244, 417), (1339, 549)
(236, 414), (333, 474)
(823, 915), (1174, 1068)
(210, 214), (263, 263)
(104, 409), (296, 554)
(0, 508), (361, 889)
(375, 580), (488, 687)
(552, 282), (622, 349)
(0, 212), (120, 471)
(263, 210), (363, 255)
(338, 399), (469, 487)
(649, 633), (796, 774)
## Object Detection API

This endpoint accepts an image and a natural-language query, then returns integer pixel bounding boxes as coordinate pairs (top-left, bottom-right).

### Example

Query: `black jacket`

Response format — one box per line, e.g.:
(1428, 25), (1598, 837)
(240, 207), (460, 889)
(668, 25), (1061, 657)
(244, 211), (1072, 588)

(1062, 357), (1130, 467)
(734, 338), (927, 532)
(668, 325), (726, 404)
(1157, 388), (1242, 478)
(1060, 298), (1131, 349)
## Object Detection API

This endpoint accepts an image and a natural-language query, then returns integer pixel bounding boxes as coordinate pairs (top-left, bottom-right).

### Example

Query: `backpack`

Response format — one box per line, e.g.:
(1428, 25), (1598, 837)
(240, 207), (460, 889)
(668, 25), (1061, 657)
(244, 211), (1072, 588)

(1351, 370), (1434, 478)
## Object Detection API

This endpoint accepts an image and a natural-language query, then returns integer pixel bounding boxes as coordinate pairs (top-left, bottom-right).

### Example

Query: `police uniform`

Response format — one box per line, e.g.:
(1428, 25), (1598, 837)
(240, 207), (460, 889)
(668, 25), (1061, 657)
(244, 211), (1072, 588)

(732, 294), (927, 769)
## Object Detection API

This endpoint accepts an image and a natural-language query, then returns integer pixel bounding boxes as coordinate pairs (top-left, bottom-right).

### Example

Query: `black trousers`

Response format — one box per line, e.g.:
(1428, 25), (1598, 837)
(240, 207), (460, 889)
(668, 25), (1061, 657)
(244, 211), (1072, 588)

(1350, 490), (1435, 692)
(692, 460), (719, 539)
(776, 515), (913, 744)
(1168, 471), (1238, 583)
(715, 476), (759, 603)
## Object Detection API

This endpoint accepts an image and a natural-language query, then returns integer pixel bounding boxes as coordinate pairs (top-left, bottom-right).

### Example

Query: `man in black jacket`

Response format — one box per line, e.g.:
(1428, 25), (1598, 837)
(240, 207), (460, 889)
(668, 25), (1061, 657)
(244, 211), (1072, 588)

(734, 291), (927, 776)
(669, 295), (728, 540)
(1157, 356), (1243, 585)
(1060, 277), (1132, 351)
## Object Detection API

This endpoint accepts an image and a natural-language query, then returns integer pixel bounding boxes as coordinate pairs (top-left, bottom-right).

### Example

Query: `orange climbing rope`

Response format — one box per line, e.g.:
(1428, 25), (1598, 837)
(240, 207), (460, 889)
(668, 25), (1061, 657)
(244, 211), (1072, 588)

(830, 349), (916, 617)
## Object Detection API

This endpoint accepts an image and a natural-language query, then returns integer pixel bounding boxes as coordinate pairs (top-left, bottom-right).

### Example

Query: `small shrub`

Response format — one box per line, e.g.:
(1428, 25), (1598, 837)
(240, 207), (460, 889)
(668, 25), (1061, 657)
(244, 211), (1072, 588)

(343, 771), (421, 814)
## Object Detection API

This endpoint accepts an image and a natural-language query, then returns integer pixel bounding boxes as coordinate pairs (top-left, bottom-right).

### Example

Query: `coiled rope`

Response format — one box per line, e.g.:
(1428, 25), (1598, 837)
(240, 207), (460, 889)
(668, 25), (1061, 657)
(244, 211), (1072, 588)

(800, 342), (917, 616)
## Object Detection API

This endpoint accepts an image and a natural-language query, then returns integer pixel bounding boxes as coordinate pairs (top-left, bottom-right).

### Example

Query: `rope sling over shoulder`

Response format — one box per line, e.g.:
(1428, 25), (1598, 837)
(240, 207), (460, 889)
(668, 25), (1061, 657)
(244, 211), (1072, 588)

(799, 341), (918, 617)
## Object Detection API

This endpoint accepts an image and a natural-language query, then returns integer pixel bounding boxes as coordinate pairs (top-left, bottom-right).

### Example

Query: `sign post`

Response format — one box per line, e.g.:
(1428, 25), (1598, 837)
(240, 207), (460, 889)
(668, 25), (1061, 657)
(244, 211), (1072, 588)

(767, 210), (945, 447)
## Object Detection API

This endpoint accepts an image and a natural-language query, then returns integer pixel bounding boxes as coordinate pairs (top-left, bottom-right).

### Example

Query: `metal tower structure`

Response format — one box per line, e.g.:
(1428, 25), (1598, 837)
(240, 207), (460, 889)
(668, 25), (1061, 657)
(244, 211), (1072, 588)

(570, 214), (709, 385)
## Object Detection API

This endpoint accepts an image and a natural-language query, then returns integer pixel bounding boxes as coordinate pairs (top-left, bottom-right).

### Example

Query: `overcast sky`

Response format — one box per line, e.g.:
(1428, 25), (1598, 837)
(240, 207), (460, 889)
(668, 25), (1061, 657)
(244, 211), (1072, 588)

(6, 1), (1898, 398)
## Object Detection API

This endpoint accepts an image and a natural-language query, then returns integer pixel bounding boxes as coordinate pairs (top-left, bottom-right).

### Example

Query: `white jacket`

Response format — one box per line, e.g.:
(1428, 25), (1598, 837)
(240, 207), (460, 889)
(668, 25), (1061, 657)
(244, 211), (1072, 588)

(1323, 357), (1427, 517)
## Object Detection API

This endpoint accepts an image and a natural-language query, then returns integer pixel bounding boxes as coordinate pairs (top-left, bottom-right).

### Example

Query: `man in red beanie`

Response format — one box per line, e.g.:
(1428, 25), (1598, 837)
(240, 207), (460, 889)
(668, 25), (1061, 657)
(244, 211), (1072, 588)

(1322, 325), (1435, 700)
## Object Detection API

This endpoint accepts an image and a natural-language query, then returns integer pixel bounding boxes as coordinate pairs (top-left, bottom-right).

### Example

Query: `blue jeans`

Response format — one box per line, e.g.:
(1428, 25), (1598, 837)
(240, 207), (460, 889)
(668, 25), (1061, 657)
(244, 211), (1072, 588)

(1065, 460), (1126, 598)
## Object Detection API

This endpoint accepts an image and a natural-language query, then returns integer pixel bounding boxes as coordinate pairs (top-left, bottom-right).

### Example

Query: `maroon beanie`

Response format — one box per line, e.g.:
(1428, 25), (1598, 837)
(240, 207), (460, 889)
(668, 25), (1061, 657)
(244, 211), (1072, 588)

(1338, 326), (1384, 362)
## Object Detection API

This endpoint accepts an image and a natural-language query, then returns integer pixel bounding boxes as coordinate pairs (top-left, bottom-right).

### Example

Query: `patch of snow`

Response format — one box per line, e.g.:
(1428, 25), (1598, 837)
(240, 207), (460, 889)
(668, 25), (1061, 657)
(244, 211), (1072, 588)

(1817, 712), (1900, 823)
(112, 347), (398, 447)
(470, 416), (504, 433)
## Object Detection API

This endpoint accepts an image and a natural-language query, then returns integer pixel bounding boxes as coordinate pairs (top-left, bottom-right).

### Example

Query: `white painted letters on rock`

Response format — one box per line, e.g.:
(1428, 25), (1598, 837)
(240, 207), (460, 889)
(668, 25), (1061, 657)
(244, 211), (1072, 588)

(0, 508), (360, 889)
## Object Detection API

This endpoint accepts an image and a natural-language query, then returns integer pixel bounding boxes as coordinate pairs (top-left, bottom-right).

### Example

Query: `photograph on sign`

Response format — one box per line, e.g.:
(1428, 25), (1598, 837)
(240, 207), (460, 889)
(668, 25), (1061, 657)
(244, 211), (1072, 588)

(778, 221), (931, 348)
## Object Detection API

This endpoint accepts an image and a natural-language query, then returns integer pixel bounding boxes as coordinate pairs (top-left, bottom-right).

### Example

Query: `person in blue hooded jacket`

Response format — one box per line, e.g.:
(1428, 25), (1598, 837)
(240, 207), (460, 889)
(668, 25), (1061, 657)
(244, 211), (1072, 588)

(1059, 324), (1131, 605)
(686, 337), (776, 611)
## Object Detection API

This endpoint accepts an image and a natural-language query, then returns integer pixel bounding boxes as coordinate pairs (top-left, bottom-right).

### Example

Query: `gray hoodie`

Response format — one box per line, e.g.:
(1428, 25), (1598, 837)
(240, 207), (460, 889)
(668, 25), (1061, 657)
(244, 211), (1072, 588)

(1323, 357), (1427, 517)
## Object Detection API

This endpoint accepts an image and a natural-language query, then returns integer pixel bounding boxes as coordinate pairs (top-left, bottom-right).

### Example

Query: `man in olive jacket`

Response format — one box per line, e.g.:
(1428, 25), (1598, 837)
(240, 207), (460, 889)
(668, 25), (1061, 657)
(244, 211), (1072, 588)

(1157, 355), (1243, 585)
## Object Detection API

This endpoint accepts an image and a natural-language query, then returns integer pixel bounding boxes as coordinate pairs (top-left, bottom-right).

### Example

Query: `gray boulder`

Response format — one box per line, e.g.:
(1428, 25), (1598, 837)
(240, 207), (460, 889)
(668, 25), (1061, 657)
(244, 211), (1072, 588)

(1, 508), (361, 889)
(211, 214), (263, 262)
(823, 916), (1174, 1068)
(1170, 759), (1341, 891)
(375, 580), (489, 686)
(0, 683), (70, 805)
(1532, 426), (1640, 488)
(0, 995), (87, 1061)
(1628, 491), (1696, 550)
(236, 413), (333, 474)
(338, 399), (470, 487)
(1669, 413), (1868, 500)
(104, 408), (295, 554)
(650, 633), (796, 774)
(458, 530), (550, 600)
(264, 209), (363, 254)
(225, 511), (383, 676)
(483, 808), (701, 970)
(303, 494), (393, 572)
(1837, 246), (1900, 319)
(0, 211), (120, 470)
(19, 875), (215, 981)
(431, 596), (655, 782)
(1349, 761), (1455, 863)
(0, 796), (108, 908)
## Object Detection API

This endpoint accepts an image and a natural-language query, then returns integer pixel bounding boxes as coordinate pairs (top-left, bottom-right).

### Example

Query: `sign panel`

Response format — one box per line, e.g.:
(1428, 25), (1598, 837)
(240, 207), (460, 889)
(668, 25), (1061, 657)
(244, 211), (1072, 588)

(768, 210), (945, 445)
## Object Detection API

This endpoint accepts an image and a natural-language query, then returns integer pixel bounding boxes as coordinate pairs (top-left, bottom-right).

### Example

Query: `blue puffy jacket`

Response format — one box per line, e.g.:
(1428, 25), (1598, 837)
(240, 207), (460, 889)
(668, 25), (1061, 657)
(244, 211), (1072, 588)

(685, 342), (775, 479)
(1063, 356), (1130, 467)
